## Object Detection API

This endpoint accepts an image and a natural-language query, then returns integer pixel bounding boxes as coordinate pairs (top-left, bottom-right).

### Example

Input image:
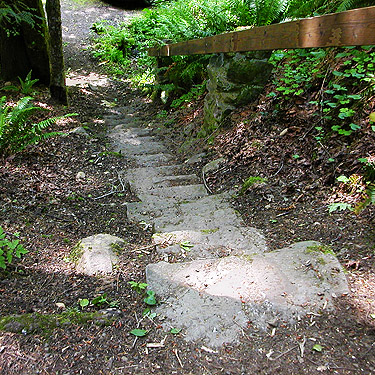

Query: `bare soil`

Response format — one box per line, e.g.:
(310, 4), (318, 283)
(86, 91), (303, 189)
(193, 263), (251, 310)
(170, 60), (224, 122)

(0, 0), (374, 374)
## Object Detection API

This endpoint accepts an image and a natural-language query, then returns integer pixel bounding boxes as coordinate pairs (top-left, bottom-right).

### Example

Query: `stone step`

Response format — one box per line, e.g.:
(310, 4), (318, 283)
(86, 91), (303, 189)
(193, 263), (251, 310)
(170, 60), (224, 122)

(125, 165), (200, 193)
(109, 135), (167, 156)
(137, 184), (208, 201)
(146, 241), (349, 347)
(113, 127), (152, 138)
(126, 194), (239, 230)
(134, 153), (175, 167)
(153, 227), (267, 260)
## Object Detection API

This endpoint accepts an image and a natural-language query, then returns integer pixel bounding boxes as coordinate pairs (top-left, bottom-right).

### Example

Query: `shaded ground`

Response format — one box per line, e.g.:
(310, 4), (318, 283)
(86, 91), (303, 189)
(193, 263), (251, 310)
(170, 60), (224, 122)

(0, 0), (374, 374)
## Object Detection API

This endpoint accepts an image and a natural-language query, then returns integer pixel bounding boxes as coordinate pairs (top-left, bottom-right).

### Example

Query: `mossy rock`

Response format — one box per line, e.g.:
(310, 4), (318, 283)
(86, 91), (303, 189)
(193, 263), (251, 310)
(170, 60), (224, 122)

(0, 309), (118, 335)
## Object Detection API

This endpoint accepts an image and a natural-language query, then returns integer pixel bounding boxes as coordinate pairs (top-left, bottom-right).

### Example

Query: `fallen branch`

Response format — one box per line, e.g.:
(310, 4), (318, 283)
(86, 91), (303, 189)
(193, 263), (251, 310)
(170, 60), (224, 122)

(131, 244), (157, 252)
(267, 345), (298, 361)
(93, 171), (128, 200)
(173, 349), (184, 368)
(202, 169), (213, 194)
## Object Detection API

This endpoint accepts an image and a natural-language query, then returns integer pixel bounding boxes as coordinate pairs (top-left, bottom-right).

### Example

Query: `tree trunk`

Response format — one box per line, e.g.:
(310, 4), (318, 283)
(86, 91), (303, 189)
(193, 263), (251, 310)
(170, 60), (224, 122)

(0, 0), (50, 84)
(45, 0), (68, 104)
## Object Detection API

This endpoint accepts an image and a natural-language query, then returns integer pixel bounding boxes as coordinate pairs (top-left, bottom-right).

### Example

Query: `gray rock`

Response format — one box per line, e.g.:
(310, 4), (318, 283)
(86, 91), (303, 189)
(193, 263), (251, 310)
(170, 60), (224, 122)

(202, 158), (226, 174)
(203, 52), (273, 133)
(76, 234), (124, 276)
(69, 127), (89, 137)
(146, 241), (349, 346)
(185, 153), (207, 165)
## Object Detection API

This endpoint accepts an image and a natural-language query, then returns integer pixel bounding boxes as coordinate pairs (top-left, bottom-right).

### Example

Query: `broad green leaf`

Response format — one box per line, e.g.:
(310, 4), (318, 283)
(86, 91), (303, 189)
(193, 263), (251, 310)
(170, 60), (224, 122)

(79, 299), (90, 308)
(170, 328), (181, 334)
(130, 329), (148, 337)
(312, 344), (323, 352)
(144, 290), (157, 306)
(337, 175), (350, 183)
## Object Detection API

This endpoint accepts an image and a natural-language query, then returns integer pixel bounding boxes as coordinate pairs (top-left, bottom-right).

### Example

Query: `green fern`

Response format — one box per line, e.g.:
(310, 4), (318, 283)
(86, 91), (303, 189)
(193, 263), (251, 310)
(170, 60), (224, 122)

(0, 2), (39, 37)
(287, 0), (373, 17)
(0, 96), (76, 157)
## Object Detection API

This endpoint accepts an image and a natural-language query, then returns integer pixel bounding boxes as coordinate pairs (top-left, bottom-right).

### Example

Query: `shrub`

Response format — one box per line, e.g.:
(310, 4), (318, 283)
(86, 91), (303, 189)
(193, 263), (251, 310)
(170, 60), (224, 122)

(0, 96), (75, 158)
(0, 226), (28, 270)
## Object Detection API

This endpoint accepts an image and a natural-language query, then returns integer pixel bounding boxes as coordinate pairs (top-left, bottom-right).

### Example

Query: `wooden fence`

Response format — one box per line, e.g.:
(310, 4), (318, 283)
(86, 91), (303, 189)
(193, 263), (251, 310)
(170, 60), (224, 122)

(148, 6), (375, 57)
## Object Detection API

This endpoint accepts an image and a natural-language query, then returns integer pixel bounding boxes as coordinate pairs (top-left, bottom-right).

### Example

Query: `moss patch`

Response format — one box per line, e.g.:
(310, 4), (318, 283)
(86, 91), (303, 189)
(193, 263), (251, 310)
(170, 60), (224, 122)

(68, 241), (84, 264)
(0, 310), (115, 336)
(306, 244), (335, 256)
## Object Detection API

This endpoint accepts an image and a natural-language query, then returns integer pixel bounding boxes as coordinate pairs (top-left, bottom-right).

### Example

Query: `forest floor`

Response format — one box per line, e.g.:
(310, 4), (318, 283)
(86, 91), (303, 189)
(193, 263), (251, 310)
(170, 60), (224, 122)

(0, 0), (374, 374)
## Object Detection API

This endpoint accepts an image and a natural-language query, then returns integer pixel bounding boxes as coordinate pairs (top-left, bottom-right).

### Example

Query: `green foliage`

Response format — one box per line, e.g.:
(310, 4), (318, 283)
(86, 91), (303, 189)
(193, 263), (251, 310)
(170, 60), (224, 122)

(171, 82), (206, 108)
(144, 290), (157, 306)
(239, 176), (267, 195)
(78, 293), (119, 309)
(0, 226), (28, 270)
(128, 281), (148, 294)
(18, 70), (39, 95)
(287, 0), (373, 18)
(0, 1), (40, 37)
(130, 328), (148, 337)
(328, 162), (375, 214)
(0, 96), (76, 158)
(91, 0), (292, 99)
(271, 46), (375, 137)
(180, 241), (194, 251)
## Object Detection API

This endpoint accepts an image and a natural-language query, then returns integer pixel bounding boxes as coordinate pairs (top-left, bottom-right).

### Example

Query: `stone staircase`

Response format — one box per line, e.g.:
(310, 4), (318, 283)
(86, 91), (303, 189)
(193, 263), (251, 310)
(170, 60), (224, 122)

(105, 102), (349, 347)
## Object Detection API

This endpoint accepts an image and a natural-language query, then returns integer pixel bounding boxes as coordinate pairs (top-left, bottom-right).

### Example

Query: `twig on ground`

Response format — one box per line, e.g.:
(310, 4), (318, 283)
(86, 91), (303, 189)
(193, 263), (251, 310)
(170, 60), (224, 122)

(232, 320), (252, 341)
(202, 170), (213, 194)
(94, 171), (128, 200)
(117, 170), (126, 192)
(173, 349), (183, 368)
(267, 345), (298, 361)
(298, 336), (306, 358)
(131, 244), (156, 252)
(271, 160), (284, 177)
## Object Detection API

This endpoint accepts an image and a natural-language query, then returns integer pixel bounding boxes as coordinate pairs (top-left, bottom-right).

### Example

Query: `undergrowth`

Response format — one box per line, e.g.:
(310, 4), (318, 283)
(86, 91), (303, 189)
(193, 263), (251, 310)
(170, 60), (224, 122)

(0, 96), (76, 158)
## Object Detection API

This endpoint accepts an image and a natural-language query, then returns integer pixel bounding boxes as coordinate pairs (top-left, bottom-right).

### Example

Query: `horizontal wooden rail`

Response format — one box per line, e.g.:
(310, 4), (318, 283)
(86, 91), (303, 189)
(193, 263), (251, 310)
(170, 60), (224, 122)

(148, 6), (375, 57)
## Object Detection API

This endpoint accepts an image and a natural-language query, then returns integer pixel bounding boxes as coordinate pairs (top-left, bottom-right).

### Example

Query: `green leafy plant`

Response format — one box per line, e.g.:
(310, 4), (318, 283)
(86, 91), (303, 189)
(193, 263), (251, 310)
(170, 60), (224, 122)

(0, 1), (40, 37)
(238, 176), (267, 195)
(170, 328), (181, 334)
(272, 47), (375, 138)
(0, 226), (28, 270)
(328, 164), (375, 214)
(128, 281), (148, 294)
(312, 343), (323, 352)
(130, 328), (148, 337)
(0, 96), (76, 158)
(180, 241), (194, 251)
(18, 70), (39, 95)
(78, 293), (118, 309)
(79, 299), (90, 308)
(144, 290), (157, 306)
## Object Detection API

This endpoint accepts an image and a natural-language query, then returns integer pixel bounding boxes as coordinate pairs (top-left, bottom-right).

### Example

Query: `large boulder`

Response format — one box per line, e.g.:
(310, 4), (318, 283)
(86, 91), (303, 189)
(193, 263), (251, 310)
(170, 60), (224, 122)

(75, 234), (124, 276)
(202, 52), (273, 135)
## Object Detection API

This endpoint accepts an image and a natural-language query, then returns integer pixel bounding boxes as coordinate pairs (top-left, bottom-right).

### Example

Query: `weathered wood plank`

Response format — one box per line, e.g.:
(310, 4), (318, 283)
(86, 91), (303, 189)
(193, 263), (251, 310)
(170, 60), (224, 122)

(148, 6), (375, 57)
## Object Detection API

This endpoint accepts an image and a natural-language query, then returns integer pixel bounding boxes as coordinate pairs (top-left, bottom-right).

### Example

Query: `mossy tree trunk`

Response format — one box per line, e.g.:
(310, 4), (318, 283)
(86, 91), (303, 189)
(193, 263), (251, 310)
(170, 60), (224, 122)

(0, 0), (51, 84)
(45, 0), (68, 104)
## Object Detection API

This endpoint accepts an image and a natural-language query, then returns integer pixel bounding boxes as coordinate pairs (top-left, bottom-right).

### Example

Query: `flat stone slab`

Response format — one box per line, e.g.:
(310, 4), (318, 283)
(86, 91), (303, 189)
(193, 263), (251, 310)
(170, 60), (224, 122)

(137, 184), (208, 202)
(76, 234), (124, 276)
(153, 228), (266, 259)
(125, 165), (200, 194)
(146, 241), (349, 346)
(133, 153), (174, 167)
